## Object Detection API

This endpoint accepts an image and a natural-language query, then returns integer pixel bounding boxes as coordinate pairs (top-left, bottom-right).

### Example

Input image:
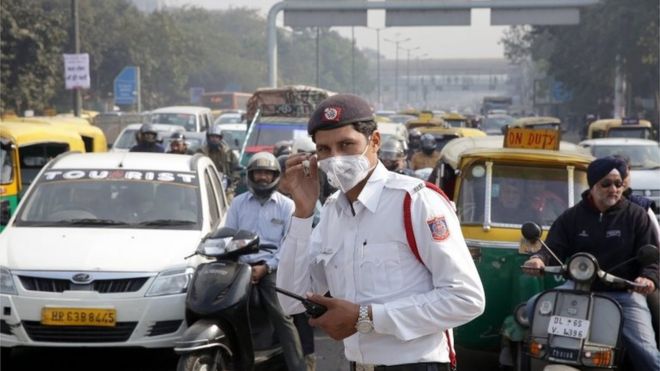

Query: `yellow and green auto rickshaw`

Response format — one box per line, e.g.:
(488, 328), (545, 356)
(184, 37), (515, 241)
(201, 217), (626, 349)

(441, 112), (470, 128)
(433, 129), (593, 352)
(0, 121), (86, 230)
(587, 118), (654, 139)
(508, 116), (562, 132)
(0, 135), (20, 232)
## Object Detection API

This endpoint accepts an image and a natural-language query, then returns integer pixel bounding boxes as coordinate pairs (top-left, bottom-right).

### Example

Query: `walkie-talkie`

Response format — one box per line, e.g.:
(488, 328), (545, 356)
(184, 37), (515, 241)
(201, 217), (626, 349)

(274, 287), (327, 318)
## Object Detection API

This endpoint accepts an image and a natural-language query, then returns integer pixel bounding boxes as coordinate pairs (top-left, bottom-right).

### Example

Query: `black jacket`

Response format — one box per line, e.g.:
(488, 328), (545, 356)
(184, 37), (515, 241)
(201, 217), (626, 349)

(539, 190), (659, 291)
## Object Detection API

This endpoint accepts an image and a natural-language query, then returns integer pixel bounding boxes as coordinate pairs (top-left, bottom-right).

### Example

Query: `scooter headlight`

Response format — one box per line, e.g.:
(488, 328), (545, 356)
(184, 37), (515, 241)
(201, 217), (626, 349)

(567, 253), (598, 282)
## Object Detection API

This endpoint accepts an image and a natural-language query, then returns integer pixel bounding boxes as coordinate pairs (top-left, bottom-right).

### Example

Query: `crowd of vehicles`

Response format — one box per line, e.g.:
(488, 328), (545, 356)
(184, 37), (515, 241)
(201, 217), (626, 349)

(2, 86), (659, 370)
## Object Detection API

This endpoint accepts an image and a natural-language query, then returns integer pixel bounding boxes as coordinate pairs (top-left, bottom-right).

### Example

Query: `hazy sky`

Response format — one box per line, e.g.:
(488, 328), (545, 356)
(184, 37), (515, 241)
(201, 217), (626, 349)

(169, 0), (508, 60)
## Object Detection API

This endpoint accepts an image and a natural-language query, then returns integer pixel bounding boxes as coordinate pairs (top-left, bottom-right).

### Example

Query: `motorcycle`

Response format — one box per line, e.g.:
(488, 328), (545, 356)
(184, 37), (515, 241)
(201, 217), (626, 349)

(511, 222), (658, 371)
(174, 227), (288, 371)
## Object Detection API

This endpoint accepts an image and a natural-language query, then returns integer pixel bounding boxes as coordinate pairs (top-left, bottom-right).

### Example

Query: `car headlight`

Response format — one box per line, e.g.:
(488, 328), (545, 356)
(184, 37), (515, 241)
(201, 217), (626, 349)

(568, 253), (598, 282)
(145, 267), (194, 297)
(1, 266), (17, 295)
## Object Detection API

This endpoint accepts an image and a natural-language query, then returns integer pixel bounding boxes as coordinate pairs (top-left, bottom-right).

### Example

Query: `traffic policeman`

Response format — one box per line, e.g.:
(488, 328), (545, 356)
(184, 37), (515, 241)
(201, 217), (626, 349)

(277, 94), (485, 371)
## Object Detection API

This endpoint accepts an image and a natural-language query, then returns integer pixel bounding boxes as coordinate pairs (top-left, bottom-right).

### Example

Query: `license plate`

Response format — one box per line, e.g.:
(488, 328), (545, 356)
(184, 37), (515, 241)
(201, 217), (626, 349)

(41, 307), (116, 327)
(548, 315), (589, 339)
(549, 347), (580, 362)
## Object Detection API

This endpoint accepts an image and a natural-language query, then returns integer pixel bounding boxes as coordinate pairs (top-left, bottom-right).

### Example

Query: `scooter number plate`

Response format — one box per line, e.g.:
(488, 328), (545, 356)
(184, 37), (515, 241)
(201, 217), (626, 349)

(547, 315), (589, 339)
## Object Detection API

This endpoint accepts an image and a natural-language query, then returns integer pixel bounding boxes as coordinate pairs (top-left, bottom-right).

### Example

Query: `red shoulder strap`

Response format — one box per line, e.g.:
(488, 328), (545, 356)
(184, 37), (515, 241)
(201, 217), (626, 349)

(403, 181), (456, 370)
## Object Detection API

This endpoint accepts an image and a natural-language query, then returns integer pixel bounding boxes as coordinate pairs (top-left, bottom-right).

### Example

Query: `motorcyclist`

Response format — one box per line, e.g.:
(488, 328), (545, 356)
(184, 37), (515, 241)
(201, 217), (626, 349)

(522, 156), (659, 370)
(166, 132), (194, 155)
(197, 125), (239, 182)
(129, 123), (165, 153)
(273, 140), (293, 158)
(406, 128), (422, 162)
(224, 152), (306, 371)
(410, 133), (440, 170)
(378, 139), (413, 175)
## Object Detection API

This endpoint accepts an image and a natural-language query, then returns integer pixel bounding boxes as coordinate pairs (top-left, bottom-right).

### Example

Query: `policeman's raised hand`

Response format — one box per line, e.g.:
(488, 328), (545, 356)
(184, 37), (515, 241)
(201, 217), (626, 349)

(306, 293), (359, 341)
(522, 256), (545, 276)
(282, 153), (320, 218)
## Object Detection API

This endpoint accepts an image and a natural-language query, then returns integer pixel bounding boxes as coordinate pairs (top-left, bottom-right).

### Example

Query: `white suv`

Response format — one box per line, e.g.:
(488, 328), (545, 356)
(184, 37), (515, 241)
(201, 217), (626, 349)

(0, 152), (228, 350)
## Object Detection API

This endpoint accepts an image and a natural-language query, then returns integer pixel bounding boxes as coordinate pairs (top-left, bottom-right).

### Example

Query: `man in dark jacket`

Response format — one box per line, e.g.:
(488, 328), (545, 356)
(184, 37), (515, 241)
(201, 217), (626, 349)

(523, 156), (659, 370)
(129, 124), (165, 153)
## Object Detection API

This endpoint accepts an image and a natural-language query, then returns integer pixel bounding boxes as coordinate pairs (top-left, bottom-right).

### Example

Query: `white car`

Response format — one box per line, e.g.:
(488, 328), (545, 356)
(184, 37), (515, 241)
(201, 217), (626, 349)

(149, 106), (214, 132)
(579, 138), (660, 219)
(0, 152), (229, 350)
(110, 123), (182, 152)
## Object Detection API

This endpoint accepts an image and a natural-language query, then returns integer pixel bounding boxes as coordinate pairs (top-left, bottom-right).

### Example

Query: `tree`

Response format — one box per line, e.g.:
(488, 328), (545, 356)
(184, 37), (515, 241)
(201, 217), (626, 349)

(1, 0), (67, 114)
(501, 0), (659, 120)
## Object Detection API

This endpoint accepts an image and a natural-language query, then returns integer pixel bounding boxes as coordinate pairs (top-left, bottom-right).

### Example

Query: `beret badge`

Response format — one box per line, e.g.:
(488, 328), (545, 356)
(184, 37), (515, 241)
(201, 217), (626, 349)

(322, 107), (342, 123)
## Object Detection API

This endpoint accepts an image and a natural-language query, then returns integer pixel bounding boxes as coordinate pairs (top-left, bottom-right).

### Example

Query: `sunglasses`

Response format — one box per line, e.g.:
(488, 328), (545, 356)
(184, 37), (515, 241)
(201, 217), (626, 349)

(598, 179), (624, 189)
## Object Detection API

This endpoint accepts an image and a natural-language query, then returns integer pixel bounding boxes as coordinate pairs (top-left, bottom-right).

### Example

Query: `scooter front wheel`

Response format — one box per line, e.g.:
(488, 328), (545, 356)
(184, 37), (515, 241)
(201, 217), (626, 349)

(176, 348), (233, 371)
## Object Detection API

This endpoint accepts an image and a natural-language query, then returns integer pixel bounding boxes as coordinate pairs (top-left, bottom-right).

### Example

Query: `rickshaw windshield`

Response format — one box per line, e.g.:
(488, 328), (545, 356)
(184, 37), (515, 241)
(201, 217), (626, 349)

(457, 163), (588, 227)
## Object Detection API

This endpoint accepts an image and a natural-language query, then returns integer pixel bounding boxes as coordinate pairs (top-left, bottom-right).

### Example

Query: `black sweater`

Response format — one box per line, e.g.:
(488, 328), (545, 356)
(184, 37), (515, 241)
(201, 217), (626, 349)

(539, 190), (659, 291)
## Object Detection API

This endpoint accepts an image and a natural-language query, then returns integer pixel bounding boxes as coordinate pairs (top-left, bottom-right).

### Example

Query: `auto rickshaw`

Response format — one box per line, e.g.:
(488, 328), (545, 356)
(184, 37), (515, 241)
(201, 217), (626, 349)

(587, 117), (654, 139)
(419, 125), (486, 153)
(433, 129), (593, 352)
(0, 120), (86, 195)
(0, 136), (20, 232)
(405, 111), (447, 130)
(441, 112), (469, 128)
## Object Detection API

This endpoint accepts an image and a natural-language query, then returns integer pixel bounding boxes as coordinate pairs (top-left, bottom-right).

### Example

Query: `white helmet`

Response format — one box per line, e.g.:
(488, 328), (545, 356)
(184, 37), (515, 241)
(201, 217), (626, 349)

(247, 152), (281, 199)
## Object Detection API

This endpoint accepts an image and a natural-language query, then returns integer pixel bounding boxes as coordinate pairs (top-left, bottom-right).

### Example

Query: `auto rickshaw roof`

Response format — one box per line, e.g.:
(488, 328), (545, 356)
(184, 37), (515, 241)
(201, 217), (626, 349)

(419, 126), (486, 138)
(510, 116), (561, 127)
(439, 135), (593, 169)
(589, 118), (652, 130)
(0, 120), (86, 151)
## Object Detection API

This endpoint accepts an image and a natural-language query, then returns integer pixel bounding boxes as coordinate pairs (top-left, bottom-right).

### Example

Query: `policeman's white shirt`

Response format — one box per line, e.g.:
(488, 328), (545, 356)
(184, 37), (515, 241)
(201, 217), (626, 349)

(225, 190), (294, 269)
(277, 162), (485, 365)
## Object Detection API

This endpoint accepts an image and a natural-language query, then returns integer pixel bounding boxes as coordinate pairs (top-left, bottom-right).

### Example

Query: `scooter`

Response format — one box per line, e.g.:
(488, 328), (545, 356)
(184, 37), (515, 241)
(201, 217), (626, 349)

(511, 222), (658, 371)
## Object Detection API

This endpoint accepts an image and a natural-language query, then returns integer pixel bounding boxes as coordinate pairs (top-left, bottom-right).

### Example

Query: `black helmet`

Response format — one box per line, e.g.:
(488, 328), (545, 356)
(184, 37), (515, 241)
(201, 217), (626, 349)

(273, 140), (293, 157)
(247, 152), (281, 199)
(379, 139), (406, 161)
(420, 133), (436, 154)
(139, 123), (158, 143)
(170, 131), (186, 143)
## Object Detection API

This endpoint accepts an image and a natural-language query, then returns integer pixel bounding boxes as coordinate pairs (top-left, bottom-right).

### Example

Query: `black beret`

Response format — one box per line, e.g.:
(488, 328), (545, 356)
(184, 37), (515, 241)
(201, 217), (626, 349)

(587, 156), (628, 188)
(308, 94), (374, 135)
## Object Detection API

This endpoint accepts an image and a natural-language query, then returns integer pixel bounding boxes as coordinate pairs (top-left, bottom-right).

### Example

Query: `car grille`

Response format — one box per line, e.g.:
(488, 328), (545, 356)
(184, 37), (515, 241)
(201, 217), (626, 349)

(19, 276), (149, 293)
(147, 320), (183, 337)
(22, 321), (137, 343)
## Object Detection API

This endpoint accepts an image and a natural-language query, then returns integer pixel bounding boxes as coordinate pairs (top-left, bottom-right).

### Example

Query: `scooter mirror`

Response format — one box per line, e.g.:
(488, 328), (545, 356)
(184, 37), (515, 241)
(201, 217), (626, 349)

(521, 222), (542, 241)
(637, 244), (659, 266)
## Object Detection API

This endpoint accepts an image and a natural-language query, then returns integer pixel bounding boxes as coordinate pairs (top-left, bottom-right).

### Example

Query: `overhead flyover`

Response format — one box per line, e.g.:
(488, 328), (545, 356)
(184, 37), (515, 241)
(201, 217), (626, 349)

(267, 0), (600, 87)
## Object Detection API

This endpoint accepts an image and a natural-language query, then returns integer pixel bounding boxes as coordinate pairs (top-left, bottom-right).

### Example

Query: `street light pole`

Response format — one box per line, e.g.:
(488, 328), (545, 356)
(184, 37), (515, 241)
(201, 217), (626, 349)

(71, 0), (81, 117)
(384, 35), (410, 108)
(402, 46), (420, 106)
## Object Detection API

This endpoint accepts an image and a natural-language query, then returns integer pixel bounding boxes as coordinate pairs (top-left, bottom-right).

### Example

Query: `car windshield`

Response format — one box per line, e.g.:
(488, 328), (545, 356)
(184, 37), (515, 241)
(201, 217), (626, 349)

(150, 113), (197, 131)
(457, 163), (588, 227)
(215, 115), (243, 124)
(15, 169), (201, 229)
(246, 123), (308, 147)
(590, 144), (660, 169)
(113, 129), (138, 149)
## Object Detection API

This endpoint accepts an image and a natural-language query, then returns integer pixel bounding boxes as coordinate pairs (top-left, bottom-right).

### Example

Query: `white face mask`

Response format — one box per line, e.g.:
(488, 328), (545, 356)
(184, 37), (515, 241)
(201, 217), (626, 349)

(317, 139), (375, 193)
